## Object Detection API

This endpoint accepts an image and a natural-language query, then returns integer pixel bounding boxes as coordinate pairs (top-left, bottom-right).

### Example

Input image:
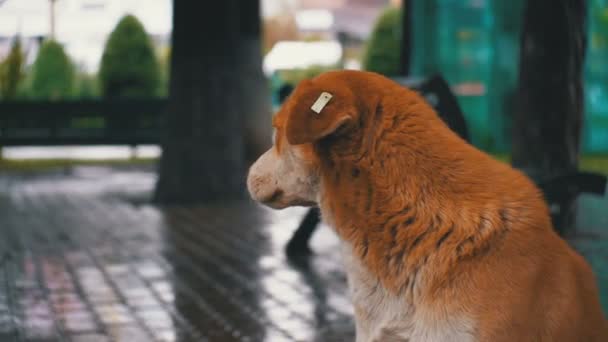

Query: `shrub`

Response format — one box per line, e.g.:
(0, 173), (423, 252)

(362, 7), (402, 76)
(74, 69), (100, 99)
(29, 40), (75, 100)
(0, 37), (26, 100)
(99, 14), (160, 98)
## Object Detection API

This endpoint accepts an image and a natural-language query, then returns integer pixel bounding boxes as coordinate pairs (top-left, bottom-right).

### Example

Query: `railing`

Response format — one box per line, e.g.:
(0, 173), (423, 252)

(0, 99), (167, 146)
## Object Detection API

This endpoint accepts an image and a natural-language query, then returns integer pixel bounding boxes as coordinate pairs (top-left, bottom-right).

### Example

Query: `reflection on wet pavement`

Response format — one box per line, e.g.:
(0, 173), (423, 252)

(0, 165), (606, 341)
(0, 166), (355, 341)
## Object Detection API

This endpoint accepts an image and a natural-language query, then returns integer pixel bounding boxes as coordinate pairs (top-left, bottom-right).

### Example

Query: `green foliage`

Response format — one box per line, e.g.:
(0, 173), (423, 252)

(580, 155), (608, 175)
(157, 46), (170, 97)
(0, 157), (156, 172)
(99, 14), (160, 98)
(74, 69), (100, 99)
(362, 7), (402, 76)
(29, 40), (75, 100)
(0, 37), (26, 100)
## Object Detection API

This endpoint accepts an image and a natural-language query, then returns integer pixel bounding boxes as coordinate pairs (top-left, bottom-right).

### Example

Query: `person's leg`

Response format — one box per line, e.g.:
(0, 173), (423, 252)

(286, 207), (321, 257)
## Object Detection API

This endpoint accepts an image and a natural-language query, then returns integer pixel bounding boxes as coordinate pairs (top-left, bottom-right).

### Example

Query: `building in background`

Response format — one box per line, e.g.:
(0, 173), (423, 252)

(263, 0), (395, 74)
(296, 0), (394, 62)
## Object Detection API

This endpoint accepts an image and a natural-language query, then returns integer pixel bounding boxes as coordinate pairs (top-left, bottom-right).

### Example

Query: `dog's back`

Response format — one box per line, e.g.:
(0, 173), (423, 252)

(247, 70), (608, 341)
(313, 71), (608, 341)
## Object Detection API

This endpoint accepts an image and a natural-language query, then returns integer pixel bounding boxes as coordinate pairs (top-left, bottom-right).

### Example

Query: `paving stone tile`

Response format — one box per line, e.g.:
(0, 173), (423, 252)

(93, 304), (134, 326)
(70, 333), (111, 342)
(59, 310), (98, 333)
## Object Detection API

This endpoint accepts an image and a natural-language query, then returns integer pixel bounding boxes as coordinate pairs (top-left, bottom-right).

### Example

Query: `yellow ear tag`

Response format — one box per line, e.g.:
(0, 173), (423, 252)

(311, 92), (333, 114)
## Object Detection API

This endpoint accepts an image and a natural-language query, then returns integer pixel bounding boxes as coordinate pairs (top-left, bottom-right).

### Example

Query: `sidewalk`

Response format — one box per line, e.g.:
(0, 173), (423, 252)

(0, 165), (605, 341)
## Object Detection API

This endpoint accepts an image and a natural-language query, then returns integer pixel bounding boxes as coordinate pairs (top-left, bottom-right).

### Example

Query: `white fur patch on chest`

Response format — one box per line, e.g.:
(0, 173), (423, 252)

(340, 243), (476, 342)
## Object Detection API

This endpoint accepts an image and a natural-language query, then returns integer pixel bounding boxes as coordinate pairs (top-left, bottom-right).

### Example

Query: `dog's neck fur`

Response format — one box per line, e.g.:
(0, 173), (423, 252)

(315, 82), (544, 304)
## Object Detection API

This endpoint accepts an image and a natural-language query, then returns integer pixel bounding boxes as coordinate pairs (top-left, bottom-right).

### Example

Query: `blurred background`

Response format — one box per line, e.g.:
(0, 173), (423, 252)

(1, 0), (607, 157)
(0, 1), (607, 341)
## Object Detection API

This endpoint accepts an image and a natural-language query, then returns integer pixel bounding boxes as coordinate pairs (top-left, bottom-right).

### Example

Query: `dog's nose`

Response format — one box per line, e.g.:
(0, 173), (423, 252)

(260, 188), (283, 204)
(247, 175), (283, 205)
(246, 170), (271, 200)
(246, 171), (260, 200)
(246, 148), (281, 204)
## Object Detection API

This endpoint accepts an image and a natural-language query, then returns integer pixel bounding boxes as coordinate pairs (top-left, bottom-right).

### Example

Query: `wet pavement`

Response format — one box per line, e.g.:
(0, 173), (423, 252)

(0, 165), (606, 342)
(0, 165), (354, 342)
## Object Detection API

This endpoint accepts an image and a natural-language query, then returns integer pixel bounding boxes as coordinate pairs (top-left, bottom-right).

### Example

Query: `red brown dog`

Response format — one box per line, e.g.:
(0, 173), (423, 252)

(247, 70), (608, 341)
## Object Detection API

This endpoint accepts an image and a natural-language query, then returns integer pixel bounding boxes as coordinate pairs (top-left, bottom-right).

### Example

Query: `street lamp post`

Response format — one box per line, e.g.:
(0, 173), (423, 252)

(49, 0), (57, 39)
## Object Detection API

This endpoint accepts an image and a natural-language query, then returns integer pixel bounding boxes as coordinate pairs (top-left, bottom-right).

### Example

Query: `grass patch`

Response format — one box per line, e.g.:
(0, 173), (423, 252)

(580, 155), (608, 175)
(490, 154), (608, 175)
(492, 154), (511, 163)
(0, 157), (157, 172)
(1, 154), (607, 175)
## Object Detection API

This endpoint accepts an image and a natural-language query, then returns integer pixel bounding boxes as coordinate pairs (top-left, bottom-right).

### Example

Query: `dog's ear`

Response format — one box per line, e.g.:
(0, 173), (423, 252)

(285, 90), (355, 145)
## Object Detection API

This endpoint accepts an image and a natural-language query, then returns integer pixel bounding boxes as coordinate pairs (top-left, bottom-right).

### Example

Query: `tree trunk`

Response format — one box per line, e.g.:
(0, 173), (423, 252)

(238, 0), (273, 165)
(399, 0), (413, 76)
(155, 1), (267, 203)
(512, 0), (587, 234)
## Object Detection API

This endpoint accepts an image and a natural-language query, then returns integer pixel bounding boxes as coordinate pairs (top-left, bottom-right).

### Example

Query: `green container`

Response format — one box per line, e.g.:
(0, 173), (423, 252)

(412, 0), (514, 152)
(412, 0), (608, 154)
(583, 1), (608, 153)
(438, 0), (498, 150)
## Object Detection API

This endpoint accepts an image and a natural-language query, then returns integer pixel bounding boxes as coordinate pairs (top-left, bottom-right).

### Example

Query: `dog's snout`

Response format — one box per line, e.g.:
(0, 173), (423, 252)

(246, 172), (263, 199)
(246, 163), (274, 197)
(262, 189), (283, 204)
(247, 149), (279, 201)
(246, 144), (317, 209)
(247, 173), (284, 208)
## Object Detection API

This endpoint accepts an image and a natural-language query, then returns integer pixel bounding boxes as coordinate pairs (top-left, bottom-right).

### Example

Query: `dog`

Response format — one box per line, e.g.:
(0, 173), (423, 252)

(247, 70), (608, 341)
(282, 74), (473, 258)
